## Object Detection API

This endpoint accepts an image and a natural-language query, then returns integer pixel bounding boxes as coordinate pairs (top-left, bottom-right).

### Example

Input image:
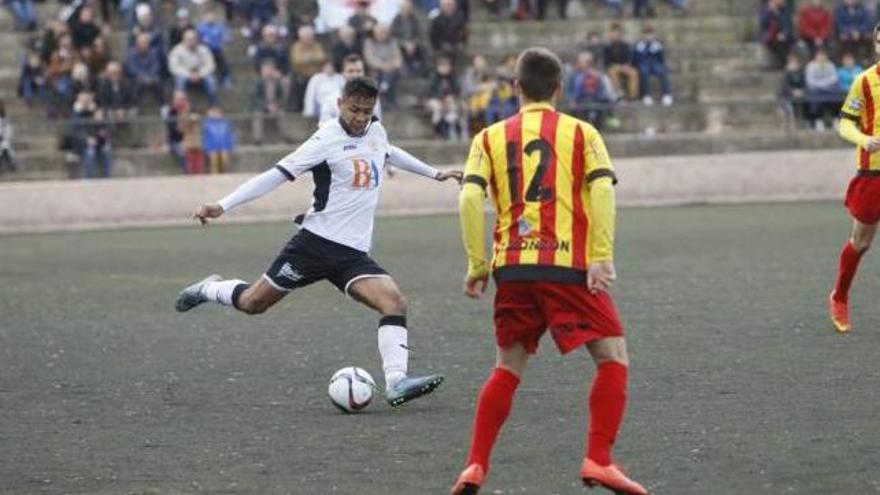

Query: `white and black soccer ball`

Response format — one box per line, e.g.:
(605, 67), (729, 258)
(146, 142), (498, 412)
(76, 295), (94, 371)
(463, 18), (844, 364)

(328, 367), (376, 413)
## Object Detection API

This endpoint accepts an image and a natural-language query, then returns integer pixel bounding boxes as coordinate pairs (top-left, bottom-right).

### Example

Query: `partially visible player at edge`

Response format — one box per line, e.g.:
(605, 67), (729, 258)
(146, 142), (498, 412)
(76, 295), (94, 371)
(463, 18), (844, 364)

(452, 48), (648, 495)
(174, 77), (460, 407)
(830, 23), (880, 333)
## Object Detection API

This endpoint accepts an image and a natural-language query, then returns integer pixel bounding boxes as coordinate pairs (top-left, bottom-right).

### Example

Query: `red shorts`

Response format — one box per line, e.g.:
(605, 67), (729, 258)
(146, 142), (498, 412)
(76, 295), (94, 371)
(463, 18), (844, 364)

(845, 174), (880, 224)
(493, 281), (624, 355)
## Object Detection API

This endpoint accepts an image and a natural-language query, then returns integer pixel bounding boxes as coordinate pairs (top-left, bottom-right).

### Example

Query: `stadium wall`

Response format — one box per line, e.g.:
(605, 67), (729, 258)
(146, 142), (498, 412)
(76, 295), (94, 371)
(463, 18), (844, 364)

(0, 149), (853, 234)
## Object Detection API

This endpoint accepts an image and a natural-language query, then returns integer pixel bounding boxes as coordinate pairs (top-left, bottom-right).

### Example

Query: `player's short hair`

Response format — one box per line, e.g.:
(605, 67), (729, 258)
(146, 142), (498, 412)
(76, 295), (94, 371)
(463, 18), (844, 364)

(342, 76), (379, 100)
(515, 47), (563, 101)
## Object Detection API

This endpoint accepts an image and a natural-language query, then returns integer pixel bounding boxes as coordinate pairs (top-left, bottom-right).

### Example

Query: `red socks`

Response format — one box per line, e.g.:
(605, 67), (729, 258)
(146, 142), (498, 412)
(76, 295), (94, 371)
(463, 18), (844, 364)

(834, 241), (865, 303)
(587, 361), (629, 467)
(465, 367), (520, 473)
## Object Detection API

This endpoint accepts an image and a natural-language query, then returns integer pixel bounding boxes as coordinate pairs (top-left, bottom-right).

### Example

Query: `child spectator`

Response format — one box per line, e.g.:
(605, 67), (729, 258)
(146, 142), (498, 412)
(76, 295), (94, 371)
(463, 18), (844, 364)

(177, 99), (203, 174)
(96, 61), (133, 122)
(603, 24), (639, 101)
(302, 60), (345, 120)
(805, 47), (840, 131)
(634, 24), (673, 106)
(778, 53), (807, 126)
(426, 56), (463, 141)
(835, 0), (873, 62)
(72, 91), (113, 178)
(760, 0), (794, 69)
(125, 32), (165, 107)
(18, 51), (46, 106)
(290, 24), (327, 111)
(202, 106), (234, 174)
(0, 101), (16, 173)
(197, 9), (232, 87)
(797, 0), (832, 54)
(164, 90), (188, 171)
(169, 28), (219, 105)
(252, 61), (292, 143)
(837, 52), (862, 92)
(364, 24), (403, 107)
(391, 0), (428, 76)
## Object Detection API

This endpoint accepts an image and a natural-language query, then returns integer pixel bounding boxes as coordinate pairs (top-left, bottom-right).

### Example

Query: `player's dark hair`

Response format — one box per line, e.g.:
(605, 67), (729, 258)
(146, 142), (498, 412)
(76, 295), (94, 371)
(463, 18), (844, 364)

(515, 47), (562, 101)
(342, 76), (379, 100)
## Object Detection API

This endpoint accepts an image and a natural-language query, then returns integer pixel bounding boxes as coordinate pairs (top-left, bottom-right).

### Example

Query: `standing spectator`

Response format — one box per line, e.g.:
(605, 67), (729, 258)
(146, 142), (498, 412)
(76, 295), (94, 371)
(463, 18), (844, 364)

(837, 52), (863, 92)
(178, 100), (204, 174)
(391, 0), (428, 76)
(426, 56), (463, 140)
(202, 106), (234, 174)
(18, 51), (46, 106)
(290, 24), (327, 111)
(169, 8), (195, 51)
(317, 54), (382, 125)
(430, 0), (468, 64)
(70, 6), (101, 51)
(4, 0), (37, 31)
(198, 9), (232, 87)
(835, 0), (872, 62)
(96, 61), (133, 122)
(567, 52), (615, 129)
(778, 53), (808, 125)
(634, 25), (673, 106)
(168, 28), (219, 105)
(805, 47), (840, 130)
(364, 24), (403, 107)
(125, 32), (165, 106)
(331, 25), (362, 70)
(760, 0), (794, 69)
(797, 0), (832, 54)
(603, 24), (639, 101)
(0, 101), (16, 173)
(348, 0), (378, 48)
(164, 90), (188, 170)
(252, 61), (292, 143)
(302, 60), (345, 120)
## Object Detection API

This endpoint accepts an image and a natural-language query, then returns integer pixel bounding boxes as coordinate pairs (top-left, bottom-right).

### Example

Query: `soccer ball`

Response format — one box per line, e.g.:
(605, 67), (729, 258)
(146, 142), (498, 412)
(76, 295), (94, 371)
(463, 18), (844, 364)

(328, 367), (376, 413)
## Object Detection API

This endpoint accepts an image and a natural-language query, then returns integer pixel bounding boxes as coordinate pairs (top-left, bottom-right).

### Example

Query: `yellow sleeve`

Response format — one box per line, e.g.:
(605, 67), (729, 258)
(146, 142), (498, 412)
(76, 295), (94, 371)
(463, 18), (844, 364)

(840, 74), (870, 148)
(583, 125), (617, 262)
(459, 131), (492, 279)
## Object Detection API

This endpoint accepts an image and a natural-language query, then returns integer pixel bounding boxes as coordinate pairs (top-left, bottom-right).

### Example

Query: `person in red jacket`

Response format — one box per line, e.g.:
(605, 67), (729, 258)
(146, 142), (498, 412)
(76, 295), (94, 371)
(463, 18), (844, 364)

(798, 0), (833, 54)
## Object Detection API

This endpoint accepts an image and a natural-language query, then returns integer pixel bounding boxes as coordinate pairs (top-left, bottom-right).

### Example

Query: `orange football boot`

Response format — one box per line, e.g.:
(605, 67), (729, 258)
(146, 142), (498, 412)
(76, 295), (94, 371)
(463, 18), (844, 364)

(450, 464), (485, 495)
(829, 291), (851, 333)
(581, 458), (648, 495)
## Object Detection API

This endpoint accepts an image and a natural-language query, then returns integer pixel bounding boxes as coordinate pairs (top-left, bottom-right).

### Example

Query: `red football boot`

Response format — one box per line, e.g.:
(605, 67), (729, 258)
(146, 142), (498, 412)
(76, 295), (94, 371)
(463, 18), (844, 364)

(581, 458), (648, 495)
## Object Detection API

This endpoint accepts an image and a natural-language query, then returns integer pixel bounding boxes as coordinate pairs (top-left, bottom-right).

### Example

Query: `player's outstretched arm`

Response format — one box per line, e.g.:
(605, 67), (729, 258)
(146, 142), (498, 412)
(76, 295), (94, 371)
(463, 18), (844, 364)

(194, 167), (288, 225)
(387, 145), (463, 183)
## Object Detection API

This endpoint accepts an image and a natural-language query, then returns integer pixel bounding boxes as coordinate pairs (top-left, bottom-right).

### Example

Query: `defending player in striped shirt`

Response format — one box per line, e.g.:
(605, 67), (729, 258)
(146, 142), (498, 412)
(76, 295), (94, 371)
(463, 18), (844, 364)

(452, 47), (648, 495)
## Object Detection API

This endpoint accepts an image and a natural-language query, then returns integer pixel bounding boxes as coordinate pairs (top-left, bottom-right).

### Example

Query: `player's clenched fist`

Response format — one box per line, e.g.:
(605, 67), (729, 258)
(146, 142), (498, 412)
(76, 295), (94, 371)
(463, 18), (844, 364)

(194, 203), (224, 225)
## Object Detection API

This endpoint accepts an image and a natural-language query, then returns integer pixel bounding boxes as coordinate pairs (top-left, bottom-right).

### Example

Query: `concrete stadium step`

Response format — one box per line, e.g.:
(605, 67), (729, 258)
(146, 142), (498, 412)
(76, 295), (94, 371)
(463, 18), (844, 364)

(468, 0), (752, 23)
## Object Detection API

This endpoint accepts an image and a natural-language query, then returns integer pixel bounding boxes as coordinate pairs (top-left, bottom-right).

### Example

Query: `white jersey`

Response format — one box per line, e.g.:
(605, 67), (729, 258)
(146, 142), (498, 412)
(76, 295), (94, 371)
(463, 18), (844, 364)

(274, 117), (390, 252)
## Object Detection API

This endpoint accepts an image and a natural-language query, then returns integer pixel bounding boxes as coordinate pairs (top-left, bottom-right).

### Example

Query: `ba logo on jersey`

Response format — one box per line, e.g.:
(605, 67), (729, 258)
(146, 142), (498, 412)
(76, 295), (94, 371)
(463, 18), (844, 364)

(351, 159), (380, 189)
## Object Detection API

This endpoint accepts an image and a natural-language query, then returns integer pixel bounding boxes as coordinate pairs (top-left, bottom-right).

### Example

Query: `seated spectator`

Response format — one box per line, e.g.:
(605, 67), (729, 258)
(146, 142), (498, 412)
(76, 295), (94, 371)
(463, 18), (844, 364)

(603, 24), (639, 101)
(580, 31), (605, 69)
(252, 61), (292, 143)
(837, 52), (863, 91)
(835, 0), (872, 62)
(332, 25), (363, 70)
(96, 61), (133, 122)
(348, 0), (378, 48)
(198, 9), (232, 87)
(318, 54), (382, 124)
(125, 32), (165, 107)
(242, 0), (278, 40)
(0, 101), (16, 173)
(302, 60), (345, 120)
(4, 0), (37, 31)
(805, 47), (841, 130)
(461, 55), (491, 133)
(426, 56), (463, 141)
(430, 0), (467, 64)
(760, 0), (794, 69)
(364, 24), (403, 107)
(567, 52), (615, 129)
(70, 62), (95, 105)
(290, 24), (327, 111)
(71, 91), (113, 178)
(18, 51), (46, 106)
(168, 28), (219, 105)
(633, 0), (688, 17)
(169, 7), (195, 49)
(391, 0), (428, 76)
(634, 25), (673, 106)
(70, 6), (101, 52)
(535, 0), (568, 20)
(778, 53), (808, 125)
(83, 36), (112, 76)
(797, 0), (832, 54)
(202, 106), (234, 174)
(129, 5), (164, 57)
(46, 34), (79, 117)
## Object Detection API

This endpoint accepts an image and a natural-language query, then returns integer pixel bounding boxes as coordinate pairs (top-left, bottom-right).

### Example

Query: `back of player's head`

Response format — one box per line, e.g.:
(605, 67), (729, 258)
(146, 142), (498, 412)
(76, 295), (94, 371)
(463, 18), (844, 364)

(342, 77), (379, 100)
(515, 47), (562, 101)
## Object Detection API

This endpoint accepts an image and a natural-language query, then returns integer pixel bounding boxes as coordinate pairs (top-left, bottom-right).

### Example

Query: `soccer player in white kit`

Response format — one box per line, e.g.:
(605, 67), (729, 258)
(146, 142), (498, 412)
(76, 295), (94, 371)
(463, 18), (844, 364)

(175, 77), (460, 406)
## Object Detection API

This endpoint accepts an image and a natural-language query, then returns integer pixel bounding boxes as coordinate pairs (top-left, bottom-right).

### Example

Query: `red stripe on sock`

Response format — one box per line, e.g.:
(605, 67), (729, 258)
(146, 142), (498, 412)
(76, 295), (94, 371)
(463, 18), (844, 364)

(587, 361), (628, 467)
(834, 241), (865, 303)
(465, 367), (520, 473)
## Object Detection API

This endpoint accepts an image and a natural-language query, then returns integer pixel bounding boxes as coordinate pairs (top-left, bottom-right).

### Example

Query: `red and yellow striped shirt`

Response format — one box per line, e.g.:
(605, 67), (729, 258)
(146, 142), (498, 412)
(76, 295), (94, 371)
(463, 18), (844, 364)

(840, 64), (880, 170)
(459, 102), (617, 283)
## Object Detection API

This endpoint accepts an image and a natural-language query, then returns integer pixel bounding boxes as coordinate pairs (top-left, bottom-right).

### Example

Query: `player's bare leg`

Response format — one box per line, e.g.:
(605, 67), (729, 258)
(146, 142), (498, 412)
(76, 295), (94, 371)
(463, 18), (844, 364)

(452, 343), (529, 495)
(175, 275), (285, 314)
(581, 336), (647, 495)
(830, 219), (877, 332)
(348, 276), (444, 406)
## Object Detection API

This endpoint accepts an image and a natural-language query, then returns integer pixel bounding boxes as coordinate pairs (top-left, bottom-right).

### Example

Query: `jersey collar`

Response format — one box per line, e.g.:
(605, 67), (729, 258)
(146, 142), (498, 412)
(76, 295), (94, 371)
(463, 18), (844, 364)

(519, 102), (555, 113)
(338, 115), (380, 138)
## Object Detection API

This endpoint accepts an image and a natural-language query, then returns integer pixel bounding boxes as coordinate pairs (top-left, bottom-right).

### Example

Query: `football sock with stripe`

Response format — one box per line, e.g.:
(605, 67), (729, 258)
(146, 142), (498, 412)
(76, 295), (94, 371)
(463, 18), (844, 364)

(833, 240), (865, 303)
(201, 279), (248, 308)
(378, 315), (408, 391)
(465, 367), (520, 474)
(587, 360), (628, 467)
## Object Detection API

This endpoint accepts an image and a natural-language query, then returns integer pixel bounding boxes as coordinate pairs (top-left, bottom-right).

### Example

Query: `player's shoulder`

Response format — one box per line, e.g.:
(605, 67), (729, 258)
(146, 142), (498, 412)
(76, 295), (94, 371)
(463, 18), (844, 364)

(853, 65), (879, 85)
(556, 110), (602, 139)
